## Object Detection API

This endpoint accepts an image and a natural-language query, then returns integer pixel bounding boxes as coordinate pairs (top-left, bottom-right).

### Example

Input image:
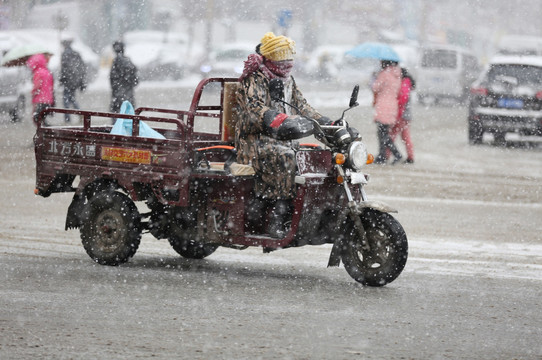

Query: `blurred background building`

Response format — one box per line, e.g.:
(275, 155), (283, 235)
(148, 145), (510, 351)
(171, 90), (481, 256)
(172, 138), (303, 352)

(1, 0), (542, 60)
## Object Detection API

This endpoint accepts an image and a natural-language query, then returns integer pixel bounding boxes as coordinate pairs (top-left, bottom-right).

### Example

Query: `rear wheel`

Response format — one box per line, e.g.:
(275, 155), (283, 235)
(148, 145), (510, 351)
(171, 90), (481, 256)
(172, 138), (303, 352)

(341, 209), (408, 286)
(168, 209), (218, 259)
(80, 191), (141, 265)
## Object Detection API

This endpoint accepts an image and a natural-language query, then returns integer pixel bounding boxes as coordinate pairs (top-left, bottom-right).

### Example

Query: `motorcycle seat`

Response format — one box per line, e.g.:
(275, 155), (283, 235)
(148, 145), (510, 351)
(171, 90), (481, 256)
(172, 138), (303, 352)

(229, 162), (255, 176)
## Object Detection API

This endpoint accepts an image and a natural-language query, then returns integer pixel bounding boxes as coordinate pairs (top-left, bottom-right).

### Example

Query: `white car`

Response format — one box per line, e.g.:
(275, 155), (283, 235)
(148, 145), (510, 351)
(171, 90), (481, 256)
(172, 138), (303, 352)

(0, 32), (26, 117)
(123, 30), (205, 81)
(417, 44), (480, 105)
(497, 35), (542, 56)
(303, 44), (354, 82)
(198, 42), (254, 79)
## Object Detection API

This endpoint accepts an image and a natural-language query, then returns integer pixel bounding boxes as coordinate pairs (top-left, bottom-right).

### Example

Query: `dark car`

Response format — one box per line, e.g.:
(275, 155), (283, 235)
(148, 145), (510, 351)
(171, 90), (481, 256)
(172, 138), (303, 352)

(468, 55), (542, 145)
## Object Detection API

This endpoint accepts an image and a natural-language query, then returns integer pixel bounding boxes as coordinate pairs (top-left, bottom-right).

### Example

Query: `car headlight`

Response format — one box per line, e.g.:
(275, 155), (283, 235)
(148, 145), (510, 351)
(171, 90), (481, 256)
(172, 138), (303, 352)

(347, 141), (368, 170)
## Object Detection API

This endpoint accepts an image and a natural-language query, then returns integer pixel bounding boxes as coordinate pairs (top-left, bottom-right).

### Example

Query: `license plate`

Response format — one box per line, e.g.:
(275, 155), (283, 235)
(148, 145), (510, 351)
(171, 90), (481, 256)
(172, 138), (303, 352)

(497, 98), (524, 109)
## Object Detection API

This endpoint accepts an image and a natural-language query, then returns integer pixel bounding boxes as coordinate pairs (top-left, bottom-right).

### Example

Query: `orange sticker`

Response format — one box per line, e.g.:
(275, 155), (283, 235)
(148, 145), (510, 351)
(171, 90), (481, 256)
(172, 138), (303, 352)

(101, 147), (151, 164)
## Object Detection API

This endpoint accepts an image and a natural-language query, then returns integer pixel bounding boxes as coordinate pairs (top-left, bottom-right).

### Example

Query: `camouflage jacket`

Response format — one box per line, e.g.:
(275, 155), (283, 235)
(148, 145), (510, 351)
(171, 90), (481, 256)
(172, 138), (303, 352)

(234, 70), (324, 199)
(235, 70), (323, 164)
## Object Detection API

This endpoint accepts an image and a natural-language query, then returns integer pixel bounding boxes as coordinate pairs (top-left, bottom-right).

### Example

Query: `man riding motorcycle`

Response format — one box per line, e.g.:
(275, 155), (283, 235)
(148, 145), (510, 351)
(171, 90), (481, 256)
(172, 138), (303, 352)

(235, 32), (358, 238)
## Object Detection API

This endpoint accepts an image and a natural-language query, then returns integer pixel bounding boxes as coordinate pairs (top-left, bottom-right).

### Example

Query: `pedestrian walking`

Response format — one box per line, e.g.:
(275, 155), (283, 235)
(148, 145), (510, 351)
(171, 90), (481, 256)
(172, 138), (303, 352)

(371, 59), (402, 164)
(26, 53), (54, 126)
(59, 37), (87, 122)
(109, 40), (138, 113)
(390, 67), (416, 163)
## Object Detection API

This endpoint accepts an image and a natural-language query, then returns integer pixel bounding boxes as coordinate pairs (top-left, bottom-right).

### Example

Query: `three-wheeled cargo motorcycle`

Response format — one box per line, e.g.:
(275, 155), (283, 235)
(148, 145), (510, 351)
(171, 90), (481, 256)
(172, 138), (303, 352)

(33, 77), (408, 286)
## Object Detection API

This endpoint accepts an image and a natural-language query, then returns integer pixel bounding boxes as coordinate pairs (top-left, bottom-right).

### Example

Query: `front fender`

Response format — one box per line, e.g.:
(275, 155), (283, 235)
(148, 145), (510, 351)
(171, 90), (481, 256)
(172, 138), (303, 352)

(65, 179), (122, 230)
(327, 200), (397, 267)
(65, 193), (86, 230)
(355, 200), (397, 214)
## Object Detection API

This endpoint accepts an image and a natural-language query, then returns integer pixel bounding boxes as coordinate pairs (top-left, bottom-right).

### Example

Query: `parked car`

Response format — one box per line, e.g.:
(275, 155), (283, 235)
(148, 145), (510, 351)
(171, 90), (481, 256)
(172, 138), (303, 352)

(123, 30), (204, 81)
(496, 35), (542, 56)
(390, 43), (419, 77)
(198, 42), (254, 78)
(468, 55), (542, 145)
(417, 44), (480, 105)
(0, 29), (99, 122)
(303, 44), (354, 81)
(1, 31), (33, 120)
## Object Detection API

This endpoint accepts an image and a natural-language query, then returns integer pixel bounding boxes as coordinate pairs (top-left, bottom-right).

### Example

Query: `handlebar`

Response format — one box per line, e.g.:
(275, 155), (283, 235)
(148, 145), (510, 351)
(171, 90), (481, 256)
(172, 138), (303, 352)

(269, 82), (361, 149)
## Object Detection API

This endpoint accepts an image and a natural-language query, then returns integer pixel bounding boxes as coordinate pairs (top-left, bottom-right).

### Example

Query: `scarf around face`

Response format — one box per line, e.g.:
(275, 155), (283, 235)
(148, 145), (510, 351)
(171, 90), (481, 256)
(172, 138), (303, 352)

(240, 53), (293, 81)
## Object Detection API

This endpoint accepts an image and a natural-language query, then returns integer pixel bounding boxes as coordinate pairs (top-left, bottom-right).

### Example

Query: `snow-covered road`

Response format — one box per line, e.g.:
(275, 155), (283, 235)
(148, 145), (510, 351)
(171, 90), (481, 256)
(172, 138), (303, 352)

(1, 86), (541, 359)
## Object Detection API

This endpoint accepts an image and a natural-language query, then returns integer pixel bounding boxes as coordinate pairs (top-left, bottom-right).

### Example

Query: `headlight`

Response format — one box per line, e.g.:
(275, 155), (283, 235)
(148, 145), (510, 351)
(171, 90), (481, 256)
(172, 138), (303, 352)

(347, 141), (368, 170)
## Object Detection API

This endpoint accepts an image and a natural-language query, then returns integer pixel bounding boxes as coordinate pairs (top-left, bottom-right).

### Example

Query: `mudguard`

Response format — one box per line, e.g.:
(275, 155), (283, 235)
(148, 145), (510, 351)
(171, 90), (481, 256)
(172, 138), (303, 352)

(327, 200), (397, 267)
(355, 200), (398, 214)
(65, 193), (86, 230)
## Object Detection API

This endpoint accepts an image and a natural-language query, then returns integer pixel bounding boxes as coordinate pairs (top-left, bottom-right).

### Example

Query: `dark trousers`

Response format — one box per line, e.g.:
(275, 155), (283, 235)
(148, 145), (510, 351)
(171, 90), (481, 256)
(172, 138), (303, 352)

(63, 87), (79, 122)
(376, 122), (402, 162)
(33, 103), (52, 126)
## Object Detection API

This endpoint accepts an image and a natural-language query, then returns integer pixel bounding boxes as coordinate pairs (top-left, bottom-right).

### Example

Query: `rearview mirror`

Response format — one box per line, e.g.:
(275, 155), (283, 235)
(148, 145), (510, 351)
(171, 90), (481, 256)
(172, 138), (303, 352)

(349, 85), (359, 108)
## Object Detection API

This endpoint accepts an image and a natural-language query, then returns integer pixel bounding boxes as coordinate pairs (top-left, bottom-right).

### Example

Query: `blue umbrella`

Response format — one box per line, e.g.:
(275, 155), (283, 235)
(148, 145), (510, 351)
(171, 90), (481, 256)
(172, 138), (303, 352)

(345, 42), (401, 62)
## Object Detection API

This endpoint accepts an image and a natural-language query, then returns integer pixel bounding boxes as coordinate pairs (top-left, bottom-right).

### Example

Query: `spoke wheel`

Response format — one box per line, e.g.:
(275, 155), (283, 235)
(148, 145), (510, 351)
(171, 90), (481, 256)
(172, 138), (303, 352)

(341, 209), (408, 286)
(80, 192), (141, 265)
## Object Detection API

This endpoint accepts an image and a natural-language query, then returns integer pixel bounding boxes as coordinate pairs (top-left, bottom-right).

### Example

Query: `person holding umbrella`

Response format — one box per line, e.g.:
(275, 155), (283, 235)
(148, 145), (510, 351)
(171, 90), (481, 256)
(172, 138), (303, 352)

(1, 44), (54, 125)
(26, 53), (54, 126)
(345, 42), (403, 164)
(372, 59), (402, 164)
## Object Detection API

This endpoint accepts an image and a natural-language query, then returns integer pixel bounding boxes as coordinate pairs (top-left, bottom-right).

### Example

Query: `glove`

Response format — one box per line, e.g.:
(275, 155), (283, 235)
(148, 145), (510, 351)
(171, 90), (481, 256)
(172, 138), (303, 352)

(263, 110), (314, 140)
(316, 116), (333, 125)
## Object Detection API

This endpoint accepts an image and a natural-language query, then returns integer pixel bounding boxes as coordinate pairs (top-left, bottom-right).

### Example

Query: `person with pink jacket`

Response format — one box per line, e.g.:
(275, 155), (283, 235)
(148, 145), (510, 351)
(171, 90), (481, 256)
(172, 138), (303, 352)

(390, 68), (416, 163)
(26, 53), (54, 126)
(371, 60), (402, 164)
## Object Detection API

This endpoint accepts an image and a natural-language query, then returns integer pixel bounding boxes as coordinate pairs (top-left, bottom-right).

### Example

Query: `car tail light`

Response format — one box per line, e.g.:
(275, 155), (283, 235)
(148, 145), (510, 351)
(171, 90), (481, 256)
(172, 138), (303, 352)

(470, 87), (488, 96)
(536, 90), (542, 100)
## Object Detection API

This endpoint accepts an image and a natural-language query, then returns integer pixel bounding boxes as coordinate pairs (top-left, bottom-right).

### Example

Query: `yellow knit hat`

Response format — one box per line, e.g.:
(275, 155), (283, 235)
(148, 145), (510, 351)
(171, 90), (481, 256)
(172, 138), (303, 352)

(259, 32), (296, 61)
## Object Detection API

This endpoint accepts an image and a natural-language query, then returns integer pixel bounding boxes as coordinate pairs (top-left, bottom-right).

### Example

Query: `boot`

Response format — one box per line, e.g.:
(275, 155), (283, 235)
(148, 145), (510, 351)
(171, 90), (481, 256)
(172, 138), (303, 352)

(246, 197), (266, 224)
(267, 199), (292, 239)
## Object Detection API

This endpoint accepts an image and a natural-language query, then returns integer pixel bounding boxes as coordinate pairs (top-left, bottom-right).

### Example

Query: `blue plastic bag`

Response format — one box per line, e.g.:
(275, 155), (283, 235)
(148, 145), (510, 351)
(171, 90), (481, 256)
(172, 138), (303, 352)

(110, 101), (165, 139)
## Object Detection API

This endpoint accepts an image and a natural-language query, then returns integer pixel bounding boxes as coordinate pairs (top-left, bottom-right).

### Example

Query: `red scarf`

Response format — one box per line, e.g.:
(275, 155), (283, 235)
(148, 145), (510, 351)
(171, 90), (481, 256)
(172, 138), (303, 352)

(240, 54), (293, 81)
(263, 58), (293, 80)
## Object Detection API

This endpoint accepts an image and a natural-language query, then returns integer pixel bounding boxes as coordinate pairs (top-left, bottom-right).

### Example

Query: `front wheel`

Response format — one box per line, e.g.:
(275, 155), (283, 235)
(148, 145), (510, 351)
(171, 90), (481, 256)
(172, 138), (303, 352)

(341, 209), (408, 286)
(80, 191), (141, 265)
